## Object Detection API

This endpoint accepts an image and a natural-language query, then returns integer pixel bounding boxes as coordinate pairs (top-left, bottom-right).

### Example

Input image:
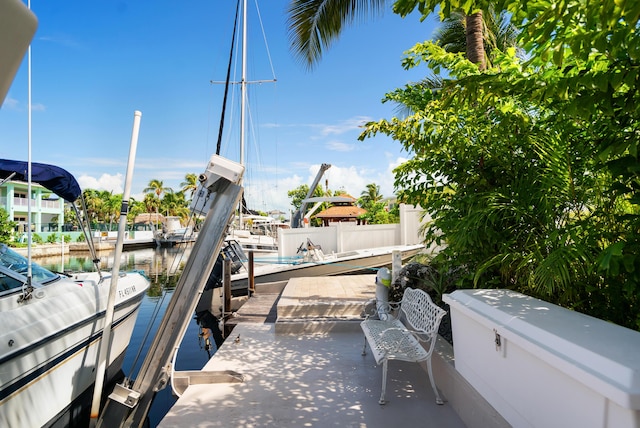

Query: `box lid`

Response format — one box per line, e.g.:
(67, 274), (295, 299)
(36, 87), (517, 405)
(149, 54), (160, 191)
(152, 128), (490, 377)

(443, 289), (640, 409)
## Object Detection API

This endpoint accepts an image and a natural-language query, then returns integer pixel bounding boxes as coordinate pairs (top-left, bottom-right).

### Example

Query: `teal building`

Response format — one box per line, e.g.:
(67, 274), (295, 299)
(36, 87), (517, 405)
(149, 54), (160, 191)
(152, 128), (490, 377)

(0, 180), (65, 234)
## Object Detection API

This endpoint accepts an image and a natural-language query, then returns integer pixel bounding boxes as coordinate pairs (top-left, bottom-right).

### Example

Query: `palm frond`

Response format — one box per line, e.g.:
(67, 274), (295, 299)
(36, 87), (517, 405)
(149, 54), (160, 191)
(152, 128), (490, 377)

(287, 0), (389, 69)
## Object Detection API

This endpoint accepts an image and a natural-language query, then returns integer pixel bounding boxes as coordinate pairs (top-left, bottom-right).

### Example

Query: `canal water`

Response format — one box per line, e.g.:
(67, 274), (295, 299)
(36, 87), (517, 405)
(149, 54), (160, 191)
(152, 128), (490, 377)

(40, 245), (216, 427)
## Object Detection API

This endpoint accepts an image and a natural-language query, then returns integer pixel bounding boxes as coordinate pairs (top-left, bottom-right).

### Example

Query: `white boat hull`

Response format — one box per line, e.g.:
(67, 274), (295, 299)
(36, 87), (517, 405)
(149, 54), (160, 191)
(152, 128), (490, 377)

(0, 270), (149, 428)
(231, 244), (423, 292)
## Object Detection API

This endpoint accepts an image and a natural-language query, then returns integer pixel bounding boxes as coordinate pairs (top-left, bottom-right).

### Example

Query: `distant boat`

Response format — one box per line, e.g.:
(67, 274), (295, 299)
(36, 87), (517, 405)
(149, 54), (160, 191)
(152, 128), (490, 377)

(155, 215), (197, 247)
(94, 223), (157, 250)
(0, 160), (150, 427)
(226, 214), (287, 254)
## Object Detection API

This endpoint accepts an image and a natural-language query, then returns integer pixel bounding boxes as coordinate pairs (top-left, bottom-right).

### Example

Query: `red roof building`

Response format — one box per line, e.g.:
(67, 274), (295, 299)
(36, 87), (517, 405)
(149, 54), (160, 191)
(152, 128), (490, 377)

(313, 195), (367, 226)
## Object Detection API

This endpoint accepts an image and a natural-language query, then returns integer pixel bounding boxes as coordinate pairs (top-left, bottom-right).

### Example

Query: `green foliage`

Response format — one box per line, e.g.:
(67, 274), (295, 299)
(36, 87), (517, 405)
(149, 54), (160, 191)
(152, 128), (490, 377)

(0, 208), (15, 243)
(47, 234), (58, 244)
(358, 201), (400, 224)
(287, 184), (325, 210)
(363, 0), (640, 329)
(32, 234), (43, 244)
(359, 183), (383, 207)
(76, 234), (86, 242)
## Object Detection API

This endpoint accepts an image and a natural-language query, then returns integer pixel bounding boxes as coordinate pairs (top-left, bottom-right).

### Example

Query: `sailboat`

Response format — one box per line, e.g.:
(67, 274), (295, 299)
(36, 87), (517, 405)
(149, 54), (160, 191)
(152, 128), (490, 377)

(199, 0), (425, 296)
(216, 0), (279, 255)
(0, 4), (150, 425)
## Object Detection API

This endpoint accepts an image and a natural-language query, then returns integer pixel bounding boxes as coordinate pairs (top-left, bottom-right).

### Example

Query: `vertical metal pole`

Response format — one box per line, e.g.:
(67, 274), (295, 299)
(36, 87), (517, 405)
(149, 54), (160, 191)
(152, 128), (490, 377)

(26, 0), (32, 283)
(90, 111), (142, 426)
(248, 251), (255, 295)
(224, 259), (231, 325)
(238, 0), (247, 226)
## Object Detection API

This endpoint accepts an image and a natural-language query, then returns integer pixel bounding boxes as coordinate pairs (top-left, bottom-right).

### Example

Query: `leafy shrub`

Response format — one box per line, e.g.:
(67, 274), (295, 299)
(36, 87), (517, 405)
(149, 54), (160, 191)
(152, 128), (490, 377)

(0, 208), (15, 244)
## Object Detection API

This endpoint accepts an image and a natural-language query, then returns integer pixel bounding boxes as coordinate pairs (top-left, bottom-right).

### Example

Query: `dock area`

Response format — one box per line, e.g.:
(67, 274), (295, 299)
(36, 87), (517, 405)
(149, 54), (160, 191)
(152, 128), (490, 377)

(159, 275), (473, 428)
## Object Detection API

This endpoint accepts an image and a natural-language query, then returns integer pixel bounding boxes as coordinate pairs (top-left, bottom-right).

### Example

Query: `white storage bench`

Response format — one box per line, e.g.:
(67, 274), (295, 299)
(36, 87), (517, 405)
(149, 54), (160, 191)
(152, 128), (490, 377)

(360, 287), (446, 405)
(444, 289), (640, 428)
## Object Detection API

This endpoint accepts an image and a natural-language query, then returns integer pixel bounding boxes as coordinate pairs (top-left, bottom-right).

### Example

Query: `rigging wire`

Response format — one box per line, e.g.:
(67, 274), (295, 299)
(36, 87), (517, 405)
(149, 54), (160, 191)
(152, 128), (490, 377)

(215, 0), (241, 157)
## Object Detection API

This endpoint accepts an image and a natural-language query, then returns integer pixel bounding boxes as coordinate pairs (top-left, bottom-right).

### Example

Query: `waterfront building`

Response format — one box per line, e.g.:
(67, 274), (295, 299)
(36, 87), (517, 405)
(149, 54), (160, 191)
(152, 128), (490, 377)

(0, 180), (66, 235)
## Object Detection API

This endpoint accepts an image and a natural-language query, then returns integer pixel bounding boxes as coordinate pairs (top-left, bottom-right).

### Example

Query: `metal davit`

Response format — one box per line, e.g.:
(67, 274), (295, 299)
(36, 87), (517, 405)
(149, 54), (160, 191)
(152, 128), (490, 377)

(97, 155), (244, 428)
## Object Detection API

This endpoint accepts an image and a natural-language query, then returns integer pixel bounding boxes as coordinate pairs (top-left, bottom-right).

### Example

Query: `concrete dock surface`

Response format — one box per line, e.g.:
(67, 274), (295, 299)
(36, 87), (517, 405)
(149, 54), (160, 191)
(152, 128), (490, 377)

(159, 275), (469, 428)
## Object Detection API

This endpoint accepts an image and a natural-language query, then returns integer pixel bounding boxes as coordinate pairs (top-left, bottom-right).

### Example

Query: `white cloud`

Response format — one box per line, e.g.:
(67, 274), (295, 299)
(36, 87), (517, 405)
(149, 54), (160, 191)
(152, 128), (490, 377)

(0, 98), (45, 111)
(1, 97), (19, 110)
(320, 116), (371, 136)
(325, 140), (355, 152)
(77, 173), (124, 194)
(378, 156), (408, 196)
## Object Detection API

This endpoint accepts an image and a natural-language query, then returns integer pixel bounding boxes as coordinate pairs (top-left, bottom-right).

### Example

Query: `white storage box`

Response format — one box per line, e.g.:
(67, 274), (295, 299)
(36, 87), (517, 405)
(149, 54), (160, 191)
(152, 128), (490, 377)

(443, 289), (640, 428)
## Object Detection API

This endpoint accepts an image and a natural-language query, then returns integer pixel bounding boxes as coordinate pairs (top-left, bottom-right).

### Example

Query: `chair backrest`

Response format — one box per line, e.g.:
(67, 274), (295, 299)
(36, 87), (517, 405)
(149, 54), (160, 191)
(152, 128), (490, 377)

(400, 287), (446, 337)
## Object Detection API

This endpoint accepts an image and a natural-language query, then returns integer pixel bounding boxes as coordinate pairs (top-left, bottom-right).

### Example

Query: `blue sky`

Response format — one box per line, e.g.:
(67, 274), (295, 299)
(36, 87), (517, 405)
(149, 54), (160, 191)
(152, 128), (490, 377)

(1, 1), (440, 215)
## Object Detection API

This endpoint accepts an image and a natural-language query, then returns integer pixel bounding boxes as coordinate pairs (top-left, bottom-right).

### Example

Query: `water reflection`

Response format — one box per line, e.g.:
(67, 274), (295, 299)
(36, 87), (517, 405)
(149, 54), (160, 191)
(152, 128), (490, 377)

(39, 245), (192, 282)
(40, 244), (214, 427)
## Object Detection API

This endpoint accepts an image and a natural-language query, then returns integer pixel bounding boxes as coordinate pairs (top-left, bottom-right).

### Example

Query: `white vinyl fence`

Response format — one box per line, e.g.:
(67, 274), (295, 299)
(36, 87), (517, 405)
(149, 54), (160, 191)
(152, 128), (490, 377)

(278, 204), (425, 257)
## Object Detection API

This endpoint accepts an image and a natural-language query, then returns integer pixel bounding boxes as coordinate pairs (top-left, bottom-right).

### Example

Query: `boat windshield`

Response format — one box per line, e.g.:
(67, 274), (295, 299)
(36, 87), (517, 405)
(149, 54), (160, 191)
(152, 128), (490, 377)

(0, 244), (59, 284)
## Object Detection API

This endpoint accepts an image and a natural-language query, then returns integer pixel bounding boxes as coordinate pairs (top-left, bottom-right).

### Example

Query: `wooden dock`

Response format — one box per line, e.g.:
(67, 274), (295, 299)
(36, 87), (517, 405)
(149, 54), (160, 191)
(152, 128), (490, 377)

(223, 280), (288, 335)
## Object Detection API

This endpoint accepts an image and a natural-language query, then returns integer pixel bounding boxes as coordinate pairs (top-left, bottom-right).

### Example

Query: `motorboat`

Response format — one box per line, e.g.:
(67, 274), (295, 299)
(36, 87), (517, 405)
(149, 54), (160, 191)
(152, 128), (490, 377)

(0, 244), (149, 427)
(225, 214), (285, 254)
(0, 160), (150, 427)
(205, 238), (424, 295)
(155, 215), (197, 247)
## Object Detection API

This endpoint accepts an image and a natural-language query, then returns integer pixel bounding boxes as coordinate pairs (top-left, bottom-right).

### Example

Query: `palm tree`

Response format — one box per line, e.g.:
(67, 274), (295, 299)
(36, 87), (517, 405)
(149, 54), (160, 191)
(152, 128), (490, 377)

(142, 193), (160, 217)
(434, 7), (522, 68)
(286, 0), (487, 70)
(143, 179), (172, 227)
(104, 192), (122, 230)
(465, 11), (485, 70)
(161, 191), (191, 223)
(143, 179), (172, 201)
(360, 183), (383, 206)
(287, 0), (388, 70)
(180, 173), (198, 200)
(82, 189), (102, 226)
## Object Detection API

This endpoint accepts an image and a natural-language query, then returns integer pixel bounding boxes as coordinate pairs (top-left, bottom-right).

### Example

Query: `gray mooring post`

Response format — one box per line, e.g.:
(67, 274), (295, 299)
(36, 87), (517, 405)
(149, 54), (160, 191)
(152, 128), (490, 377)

(224, 258), (231, 321)
(248, 251), (255, 295)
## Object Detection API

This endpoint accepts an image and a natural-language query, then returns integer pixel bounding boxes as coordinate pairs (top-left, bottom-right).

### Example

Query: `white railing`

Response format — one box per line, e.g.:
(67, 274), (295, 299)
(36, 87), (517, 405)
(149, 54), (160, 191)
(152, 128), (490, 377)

(13, 197), (31, 207)
(41, 199), (60, 209)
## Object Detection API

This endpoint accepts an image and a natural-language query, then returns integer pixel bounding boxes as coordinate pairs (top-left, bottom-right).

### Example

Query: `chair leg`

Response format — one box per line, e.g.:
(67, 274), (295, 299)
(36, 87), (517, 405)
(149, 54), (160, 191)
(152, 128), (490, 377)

(361, 335), (367, 356)
(427, 358), (444, 405)
(379, 359), (388, 405)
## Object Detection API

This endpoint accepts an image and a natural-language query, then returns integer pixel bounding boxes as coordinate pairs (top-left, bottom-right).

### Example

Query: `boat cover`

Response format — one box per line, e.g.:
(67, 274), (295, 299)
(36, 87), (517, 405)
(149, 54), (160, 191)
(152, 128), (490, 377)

(0, 159), (81, 202)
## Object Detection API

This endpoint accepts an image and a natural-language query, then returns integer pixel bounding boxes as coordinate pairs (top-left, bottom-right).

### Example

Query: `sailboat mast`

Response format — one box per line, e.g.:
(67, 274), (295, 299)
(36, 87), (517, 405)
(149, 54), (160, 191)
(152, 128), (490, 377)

(239, 0), (247, 223)
(26, 0), (32, 284)
(240, 0), (247, 172)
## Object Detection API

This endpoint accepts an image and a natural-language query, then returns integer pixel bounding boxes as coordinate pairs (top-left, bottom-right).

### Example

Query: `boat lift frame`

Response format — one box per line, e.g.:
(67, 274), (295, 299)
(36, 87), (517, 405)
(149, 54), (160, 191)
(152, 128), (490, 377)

(97, 155), (244, 428)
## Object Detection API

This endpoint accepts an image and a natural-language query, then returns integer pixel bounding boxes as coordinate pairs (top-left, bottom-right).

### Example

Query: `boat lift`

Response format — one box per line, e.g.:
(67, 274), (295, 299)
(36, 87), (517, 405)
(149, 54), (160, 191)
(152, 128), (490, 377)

(96, 155), (244, 428)
(291, 163), (331, 228)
